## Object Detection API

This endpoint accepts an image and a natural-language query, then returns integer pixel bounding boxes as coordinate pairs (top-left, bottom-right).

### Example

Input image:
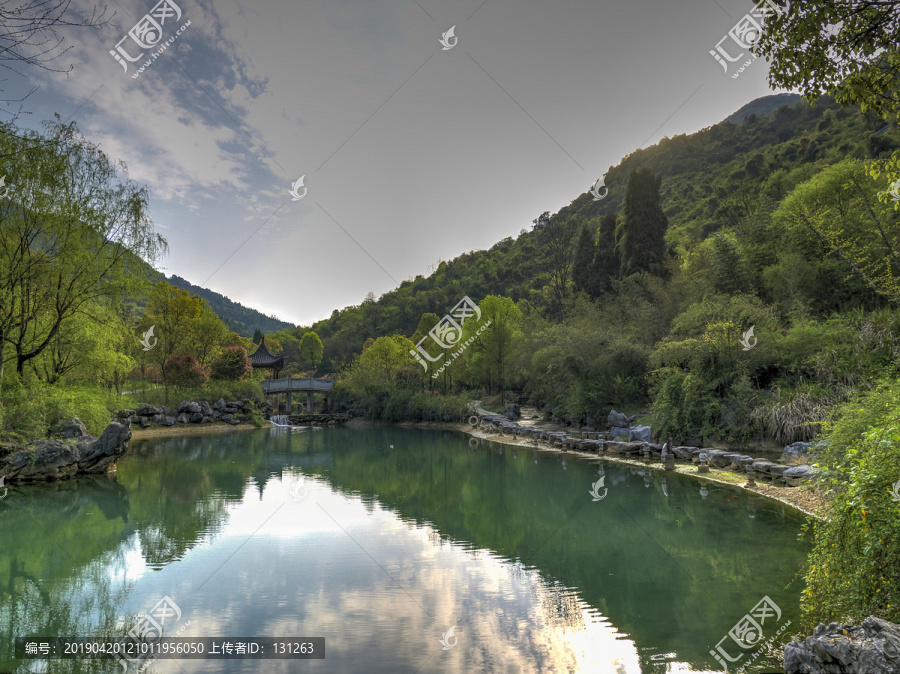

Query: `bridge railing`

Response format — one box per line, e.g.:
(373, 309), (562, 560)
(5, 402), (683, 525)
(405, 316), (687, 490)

(261, 377), (335, 393)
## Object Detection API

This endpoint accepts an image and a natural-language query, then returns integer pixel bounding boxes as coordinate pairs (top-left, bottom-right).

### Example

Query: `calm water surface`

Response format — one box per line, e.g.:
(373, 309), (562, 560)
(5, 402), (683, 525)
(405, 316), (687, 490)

(0, 427), (811, 673)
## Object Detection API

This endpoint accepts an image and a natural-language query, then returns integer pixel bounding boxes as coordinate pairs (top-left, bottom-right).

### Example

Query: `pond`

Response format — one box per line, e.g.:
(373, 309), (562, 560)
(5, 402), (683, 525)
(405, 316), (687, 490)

(0, 426), (811, 673)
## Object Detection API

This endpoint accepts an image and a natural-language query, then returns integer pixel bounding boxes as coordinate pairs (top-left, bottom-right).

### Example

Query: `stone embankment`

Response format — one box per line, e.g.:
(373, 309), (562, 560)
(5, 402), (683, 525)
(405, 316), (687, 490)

(280, 413), (350, 426)
(0, 418), (131, 482)
(470, 409), (821, 488)
(117, 399), (273, 428)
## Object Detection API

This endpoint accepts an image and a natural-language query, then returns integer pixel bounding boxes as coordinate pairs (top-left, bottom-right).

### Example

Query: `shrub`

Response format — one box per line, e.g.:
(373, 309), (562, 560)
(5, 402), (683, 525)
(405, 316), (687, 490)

(165, 354), (209, 387)
(800, 381), (900, 631)
(211, 346), (252, 380)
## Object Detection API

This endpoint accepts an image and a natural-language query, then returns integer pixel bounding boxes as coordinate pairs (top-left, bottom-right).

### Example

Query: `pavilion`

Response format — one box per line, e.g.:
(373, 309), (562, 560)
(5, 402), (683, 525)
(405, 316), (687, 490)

(249, 337), (285, 379)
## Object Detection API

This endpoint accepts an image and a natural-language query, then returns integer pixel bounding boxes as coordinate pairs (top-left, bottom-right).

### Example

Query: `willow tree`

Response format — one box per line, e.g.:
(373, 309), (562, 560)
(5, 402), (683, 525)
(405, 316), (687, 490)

(0, 118), (166, 380)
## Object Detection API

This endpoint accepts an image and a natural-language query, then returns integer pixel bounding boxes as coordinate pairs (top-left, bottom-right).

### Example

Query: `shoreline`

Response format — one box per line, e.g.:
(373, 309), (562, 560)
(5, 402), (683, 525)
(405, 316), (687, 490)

(128, 417), (828, 520)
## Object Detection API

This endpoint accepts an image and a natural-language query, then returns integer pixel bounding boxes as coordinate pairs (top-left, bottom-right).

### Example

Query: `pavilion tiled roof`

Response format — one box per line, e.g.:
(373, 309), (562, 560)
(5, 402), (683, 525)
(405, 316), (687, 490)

(249, 339), (285, 369)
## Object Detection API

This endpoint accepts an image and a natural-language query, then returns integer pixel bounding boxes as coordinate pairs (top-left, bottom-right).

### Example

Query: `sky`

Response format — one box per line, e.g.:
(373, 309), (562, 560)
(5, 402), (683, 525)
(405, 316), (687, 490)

(8, 0), (790, 326)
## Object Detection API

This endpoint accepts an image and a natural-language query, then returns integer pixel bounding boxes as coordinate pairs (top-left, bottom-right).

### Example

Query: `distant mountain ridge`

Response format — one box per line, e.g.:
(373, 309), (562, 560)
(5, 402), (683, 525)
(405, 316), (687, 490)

(165, 274), (293, 338)
(723, 92), (802, 124)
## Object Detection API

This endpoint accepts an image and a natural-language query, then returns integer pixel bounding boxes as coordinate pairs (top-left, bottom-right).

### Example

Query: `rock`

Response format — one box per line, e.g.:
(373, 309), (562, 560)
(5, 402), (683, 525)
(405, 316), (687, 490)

(159, 416), (176, 427)
(177, 413), (190, 424)
(139, 417), (150, 428)
(160, 406), (173, 416)
(189, 412), (203, 423)
(751, 460), (778, 474)
(230, 400), (245, 409)
(136, 404), (161, 416)
(783, 464), (821, 487)
(504, 403), (521, 420)
(176, 401), (202, 414)
(710, 452), (741, 469)
(784, 616), (900, 674)
(214, 398), (226, 411)
(77, 421), (132, 473)
(117, 409), (136, 419)
(629, 425), (653, 443)
(201, 416), (213, 423)
(768, 464), (791, 477)
(605, 441), (632, 455)
(4, 440), (79, 479)
(199, 401), (213, 416)
(226, 415), (242, 425)
(221, 413), (233, 423)
(673, 446), (696, 461)
(50, 418), (89, 439)
(610, 426), (630, 439)
(0, 420), (131, 481)
(608, 410), (630, 428)
(784, 441), (812, 456)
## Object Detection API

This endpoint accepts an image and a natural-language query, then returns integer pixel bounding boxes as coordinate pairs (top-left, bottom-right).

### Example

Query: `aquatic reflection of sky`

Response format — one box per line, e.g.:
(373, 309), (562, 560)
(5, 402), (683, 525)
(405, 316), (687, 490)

(122, 473), (668, 674)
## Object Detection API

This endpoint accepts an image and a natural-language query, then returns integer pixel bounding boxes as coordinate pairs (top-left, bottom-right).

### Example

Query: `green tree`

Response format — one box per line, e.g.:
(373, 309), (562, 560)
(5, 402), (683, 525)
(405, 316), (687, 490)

(591, 212), (620, 297)
(298, 331), (324, 373)
(138, 282), (229, 400)
(538, 214), (580, 319)
(775, 159), (900, 303)
(466, 295), (522, 394)
(0, 118), (165, 379)
(616, 168), (669, 277)
(756, 1), (900, 190)
(572, 224), (597, 296)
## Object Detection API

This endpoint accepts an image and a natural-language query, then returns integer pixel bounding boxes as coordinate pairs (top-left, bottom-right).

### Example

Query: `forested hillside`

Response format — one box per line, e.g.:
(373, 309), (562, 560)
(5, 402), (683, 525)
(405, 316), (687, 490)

(165, 275), (292, 338)
(297, 94), (898, 379)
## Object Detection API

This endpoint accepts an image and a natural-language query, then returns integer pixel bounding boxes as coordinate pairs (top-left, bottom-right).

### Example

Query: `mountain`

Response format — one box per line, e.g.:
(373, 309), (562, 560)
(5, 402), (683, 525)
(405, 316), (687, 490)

(722, 92), (802, 124)
(292, 93), (898, 372)
(165, 275), (293, 338)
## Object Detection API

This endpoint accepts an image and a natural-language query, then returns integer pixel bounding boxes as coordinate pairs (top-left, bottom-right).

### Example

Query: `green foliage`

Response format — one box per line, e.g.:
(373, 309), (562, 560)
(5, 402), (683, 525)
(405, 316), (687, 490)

(774, 159), (900, 303)
(211, 346), (252, 381)
(756, 1), (900, 192)
(298, 331), (324, 372)
(616, 168), (669, 277)
(800, 381), (900, 630)
(128, 378), (265, 409)
(166, 275), (292, 337)
(0, 378), (114, 441)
